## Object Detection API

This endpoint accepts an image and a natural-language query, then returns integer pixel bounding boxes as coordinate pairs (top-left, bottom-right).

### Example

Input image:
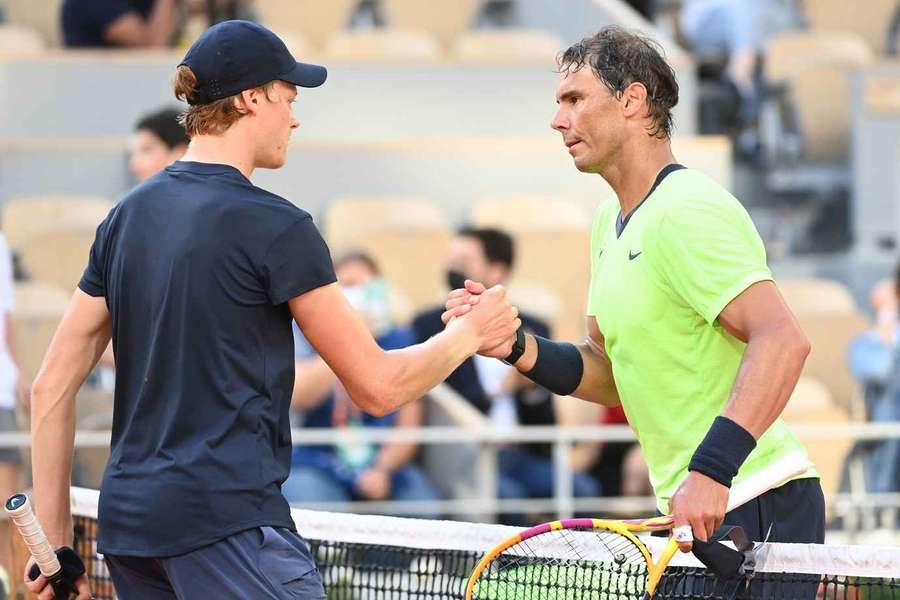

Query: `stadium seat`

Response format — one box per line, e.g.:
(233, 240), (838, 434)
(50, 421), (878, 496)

(471, 196), (592, 343)
(803, 0), (897, 55)
(382, 0), (483, 48)
(799, 312), (870, 412)
(471, 196), (590, 230)
(4, 0), (61, 47)
(791, 65), (855, 162)
(2, 195), (111, 251)
(10, 281), (69, 382)
(253, 0), (357, 49)
(764, 31), (873, 85)
(451, 29), (564, 65)
(781, 376), (852, 504)
(324, 196), (447, 250)
(320, 29), (442, 63)
(19, 224), (98, 292)
(778, 277), (858, 315)
(777, 277), (868, 412)
(761, 32), (873, 191)
(0, 25), (45, 57)
(325, 197), (451, 310)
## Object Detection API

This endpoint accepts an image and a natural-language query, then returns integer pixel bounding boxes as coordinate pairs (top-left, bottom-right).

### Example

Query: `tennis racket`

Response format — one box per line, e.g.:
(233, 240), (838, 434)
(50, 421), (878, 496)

(465, 451), (810, 600)
(5, 493), (78, 599)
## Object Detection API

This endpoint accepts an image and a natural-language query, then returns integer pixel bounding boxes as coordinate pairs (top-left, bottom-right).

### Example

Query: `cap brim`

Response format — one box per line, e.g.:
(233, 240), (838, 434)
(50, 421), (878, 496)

(280, 61), (327, 88)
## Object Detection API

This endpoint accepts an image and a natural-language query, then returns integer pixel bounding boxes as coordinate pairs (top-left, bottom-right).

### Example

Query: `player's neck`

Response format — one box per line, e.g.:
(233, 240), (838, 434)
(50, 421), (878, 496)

(604, 140), (676, 216)
(180, 132), (256, 180)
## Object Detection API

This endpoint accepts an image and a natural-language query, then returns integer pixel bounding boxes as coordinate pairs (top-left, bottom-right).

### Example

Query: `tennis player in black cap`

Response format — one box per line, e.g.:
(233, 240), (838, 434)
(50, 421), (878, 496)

(25, 21), (519, 599)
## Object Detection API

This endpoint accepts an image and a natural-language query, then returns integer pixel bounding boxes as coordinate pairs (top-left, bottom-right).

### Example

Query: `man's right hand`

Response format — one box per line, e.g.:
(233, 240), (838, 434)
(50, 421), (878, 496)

(23, 555), (93, 600)
(447, 282), (520, 355)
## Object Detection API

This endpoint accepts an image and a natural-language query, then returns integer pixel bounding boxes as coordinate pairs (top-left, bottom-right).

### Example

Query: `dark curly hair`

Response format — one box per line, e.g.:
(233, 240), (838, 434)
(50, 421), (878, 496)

(558, 26), (679, 139)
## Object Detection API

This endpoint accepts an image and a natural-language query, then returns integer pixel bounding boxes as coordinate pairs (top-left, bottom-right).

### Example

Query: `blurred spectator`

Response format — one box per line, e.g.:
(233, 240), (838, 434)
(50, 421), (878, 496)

(679, 0), (801, 150)
(589, 405), (652, 500)
(849, 266), (900, 494)
(130, 108), (190, 183)
(412, 228), (600, 517)
(62, 0), (180, 48)
(849, 276), (898, 405)
(283, 252), (441, 516)
(0, 231), (25, 577)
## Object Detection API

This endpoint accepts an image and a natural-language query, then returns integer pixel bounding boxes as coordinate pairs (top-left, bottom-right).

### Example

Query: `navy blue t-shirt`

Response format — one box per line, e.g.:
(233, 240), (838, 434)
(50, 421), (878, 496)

(78, 161), (336, 556)
(62, 0), (154, 47)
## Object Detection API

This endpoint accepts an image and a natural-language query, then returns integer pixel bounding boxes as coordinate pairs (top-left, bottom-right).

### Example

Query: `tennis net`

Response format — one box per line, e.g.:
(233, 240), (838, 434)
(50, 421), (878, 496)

(68, 487), (899, 599)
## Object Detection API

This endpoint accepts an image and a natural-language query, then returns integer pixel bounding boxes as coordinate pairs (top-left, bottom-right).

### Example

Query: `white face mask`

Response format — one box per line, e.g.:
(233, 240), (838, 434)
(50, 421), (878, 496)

(341, 278), (394, 338)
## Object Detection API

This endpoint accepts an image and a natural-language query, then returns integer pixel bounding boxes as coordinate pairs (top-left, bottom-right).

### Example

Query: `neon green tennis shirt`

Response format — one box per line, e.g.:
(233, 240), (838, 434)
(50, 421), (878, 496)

(587, 166), (817, 514)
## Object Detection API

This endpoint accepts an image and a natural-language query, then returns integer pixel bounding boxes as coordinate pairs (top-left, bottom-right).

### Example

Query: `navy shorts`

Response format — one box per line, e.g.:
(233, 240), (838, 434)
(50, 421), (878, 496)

(105, 527), (325, 599)
(655, 477), (825, 599)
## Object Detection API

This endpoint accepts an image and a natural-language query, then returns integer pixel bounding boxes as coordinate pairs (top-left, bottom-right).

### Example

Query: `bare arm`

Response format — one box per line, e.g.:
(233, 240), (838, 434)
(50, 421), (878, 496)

(30, 290), (111, 547)
(290, 283), (518, 417)
(717, 280), (810, 437)
(669, 280), (810, 550)
(104, 0), (179, 47)
(443, 282), (619, 407)
(510, 316), (620, 407)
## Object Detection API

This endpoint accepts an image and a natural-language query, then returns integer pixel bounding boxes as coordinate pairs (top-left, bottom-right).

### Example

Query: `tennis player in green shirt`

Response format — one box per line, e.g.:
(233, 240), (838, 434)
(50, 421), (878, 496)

(444, 26), (824, 553)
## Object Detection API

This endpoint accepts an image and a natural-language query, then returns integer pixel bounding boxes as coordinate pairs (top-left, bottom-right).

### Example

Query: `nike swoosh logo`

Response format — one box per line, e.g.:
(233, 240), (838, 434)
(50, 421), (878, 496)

(629, 250), (642, 260)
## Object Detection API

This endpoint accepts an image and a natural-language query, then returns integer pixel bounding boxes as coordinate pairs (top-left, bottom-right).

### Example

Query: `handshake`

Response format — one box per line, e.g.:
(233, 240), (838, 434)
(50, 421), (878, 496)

(441, 279), (521, 359)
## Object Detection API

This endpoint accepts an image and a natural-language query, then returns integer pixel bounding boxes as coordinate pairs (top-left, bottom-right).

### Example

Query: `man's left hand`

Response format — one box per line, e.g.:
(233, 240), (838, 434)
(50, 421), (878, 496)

(668, 471), (730, 553)
(356, 468), (392, 500)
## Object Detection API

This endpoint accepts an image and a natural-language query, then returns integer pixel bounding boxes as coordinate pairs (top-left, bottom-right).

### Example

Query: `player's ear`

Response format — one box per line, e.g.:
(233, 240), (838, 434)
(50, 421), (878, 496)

(237, 89), (258, 115)
(621, 82), (647, 119)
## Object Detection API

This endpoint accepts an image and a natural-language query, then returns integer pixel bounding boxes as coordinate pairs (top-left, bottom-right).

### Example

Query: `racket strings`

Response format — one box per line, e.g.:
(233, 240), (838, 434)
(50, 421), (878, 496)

(474, 526), (650, 599)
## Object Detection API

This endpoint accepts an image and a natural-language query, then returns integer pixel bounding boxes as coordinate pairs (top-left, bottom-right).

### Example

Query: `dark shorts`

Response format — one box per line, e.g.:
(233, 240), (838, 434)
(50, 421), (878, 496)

(655, 477), (826, 600)
(105, 527), (325, 600)
(0, 408), (22, 465)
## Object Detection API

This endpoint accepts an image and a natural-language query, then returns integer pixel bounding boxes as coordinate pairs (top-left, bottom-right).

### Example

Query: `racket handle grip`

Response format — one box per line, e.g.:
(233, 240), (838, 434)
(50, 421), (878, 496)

(5, 494), (63, 579)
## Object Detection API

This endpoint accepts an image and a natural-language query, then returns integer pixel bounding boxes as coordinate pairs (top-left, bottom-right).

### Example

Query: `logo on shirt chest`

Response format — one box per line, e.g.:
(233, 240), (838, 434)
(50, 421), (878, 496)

(629, 250), (642, 261)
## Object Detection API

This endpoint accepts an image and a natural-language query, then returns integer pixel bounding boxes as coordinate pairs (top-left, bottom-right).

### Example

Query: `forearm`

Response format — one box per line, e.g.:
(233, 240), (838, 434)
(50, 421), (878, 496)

(372, 442), (417, 472)
(514, 334), (619, 407)
(31, 347), (104, 546)
(31, 296), (110, 546)
(721, 325), (809, 438)
(146, 0), (179, 46)
(364, 321), (477, 415)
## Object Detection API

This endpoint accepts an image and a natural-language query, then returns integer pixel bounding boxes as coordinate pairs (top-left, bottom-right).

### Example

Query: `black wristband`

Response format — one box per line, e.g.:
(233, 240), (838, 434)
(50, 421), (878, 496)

(522, 336), (584, 396)
(503, 326), (526, 365)
(688, 416), (757, 488)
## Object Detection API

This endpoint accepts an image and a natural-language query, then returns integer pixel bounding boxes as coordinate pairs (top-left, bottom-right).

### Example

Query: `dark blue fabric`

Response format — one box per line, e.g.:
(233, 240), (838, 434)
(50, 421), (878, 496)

(654, 478), (824, 600)
(105, 527), (325, 599)
(62, 0), (154, 47)
(79, 161), (336, 557)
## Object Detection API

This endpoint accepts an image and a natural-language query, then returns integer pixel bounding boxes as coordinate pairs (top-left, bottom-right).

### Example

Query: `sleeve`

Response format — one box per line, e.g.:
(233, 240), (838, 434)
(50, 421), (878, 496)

(262, 217), (336, 305)
(78, 213), (114, 298)
(652, 196), (772, 325)
(0, 235), (14, 313)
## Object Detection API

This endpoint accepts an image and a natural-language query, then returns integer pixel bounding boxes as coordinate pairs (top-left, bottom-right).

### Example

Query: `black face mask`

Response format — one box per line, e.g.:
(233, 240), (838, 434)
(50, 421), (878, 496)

(446, 269), (467, 291)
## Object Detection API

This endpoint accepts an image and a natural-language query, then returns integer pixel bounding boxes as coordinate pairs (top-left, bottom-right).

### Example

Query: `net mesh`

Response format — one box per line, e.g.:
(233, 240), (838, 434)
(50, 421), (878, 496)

(68, 488), (900, 600)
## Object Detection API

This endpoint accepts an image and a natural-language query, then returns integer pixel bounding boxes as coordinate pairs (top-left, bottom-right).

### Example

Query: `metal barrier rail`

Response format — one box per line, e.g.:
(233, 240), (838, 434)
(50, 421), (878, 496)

(3, 421), (900, 531)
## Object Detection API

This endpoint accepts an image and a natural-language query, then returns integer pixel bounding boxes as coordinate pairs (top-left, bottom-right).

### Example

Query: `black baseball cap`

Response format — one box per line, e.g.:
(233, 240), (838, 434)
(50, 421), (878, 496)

(179, 20), (327, 105)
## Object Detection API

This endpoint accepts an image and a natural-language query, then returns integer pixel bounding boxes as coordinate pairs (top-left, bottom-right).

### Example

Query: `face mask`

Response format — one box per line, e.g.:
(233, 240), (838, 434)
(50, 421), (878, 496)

(341, 278), (393, 338)
(446, 269), (467, 291)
